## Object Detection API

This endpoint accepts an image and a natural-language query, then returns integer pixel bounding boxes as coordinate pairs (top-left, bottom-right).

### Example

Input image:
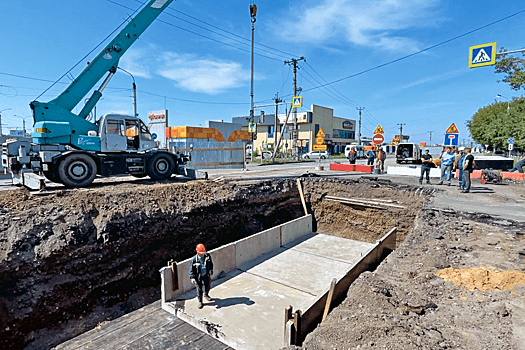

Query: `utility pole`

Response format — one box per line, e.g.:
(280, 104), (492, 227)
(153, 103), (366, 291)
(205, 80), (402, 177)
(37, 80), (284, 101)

(274, 92), (282, 159)
(249, 4), (257, 162)
(356, 107), (365, 145)
(284, 56), (305, 160)
(397, 123), (406, 144)
(428, 131), (433, 147)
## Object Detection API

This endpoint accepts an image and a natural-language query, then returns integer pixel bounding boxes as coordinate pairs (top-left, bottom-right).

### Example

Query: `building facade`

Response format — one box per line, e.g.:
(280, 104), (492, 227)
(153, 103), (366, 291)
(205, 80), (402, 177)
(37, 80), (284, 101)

(232, 104), (356, 156)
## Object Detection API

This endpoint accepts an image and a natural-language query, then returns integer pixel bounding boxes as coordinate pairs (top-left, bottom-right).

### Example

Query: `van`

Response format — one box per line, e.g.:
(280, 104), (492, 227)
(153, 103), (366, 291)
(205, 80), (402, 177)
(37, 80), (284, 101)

(395, 143), (421, 164)
(344, 144), (365, 159)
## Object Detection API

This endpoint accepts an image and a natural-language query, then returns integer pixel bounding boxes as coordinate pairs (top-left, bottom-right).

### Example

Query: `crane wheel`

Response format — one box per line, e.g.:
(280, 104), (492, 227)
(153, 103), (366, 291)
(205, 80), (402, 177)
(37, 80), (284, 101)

(147, 153), (175, 180)
(58, 154), (97, 188)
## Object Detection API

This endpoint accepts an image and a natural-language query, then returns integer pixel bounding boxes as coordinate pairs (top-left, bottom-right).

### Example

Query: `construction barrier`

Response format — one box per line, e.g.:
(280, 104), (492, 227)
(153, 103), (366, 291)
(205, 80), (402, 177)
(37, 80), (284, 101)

(455, 169), (525, 181)
(329, 163), (373, 173)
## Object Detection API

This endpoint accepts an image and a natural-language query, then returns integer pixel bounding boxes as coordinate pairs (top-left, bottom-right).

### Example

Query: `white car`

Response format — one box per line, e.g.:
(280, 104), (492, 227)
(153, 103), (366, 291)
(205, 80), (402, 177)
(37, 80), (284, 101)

(302, 151), (329, 159)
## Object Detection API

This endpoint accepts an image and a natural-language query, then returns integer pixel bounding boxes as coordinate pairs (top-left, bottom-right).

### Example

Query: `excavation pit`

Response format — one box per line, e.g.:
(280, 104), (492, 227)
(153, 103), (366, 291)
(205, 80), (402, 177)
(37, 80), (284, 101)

(0, 178), (422, 350)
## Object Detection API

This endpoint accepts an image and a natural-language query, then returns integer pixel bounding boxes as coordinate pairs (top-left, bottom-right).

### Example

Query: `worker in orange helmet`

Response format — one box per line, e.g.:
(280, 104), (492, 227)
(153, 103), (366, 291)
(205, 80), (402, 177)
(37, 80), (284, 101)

(189, 243), (214, 309)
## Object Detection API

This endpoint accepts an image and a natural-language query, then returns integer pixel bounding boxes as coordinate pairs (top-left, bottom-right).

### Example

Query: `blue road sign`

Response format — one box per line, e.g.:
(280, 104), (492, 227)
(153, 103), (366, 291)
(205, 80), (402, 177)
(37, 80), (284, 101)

(508, 137), (515, 144)
(444, 133), (459, 146)
(468, 42), (496, 68)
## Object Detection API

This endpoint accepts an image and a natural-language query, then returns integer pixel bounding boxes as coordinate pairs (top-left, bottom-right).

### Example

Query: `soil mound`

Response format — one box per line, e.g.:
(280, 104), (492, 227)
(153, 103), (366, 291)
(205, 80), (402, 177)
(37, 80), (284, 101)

(436, 267), (525, 291)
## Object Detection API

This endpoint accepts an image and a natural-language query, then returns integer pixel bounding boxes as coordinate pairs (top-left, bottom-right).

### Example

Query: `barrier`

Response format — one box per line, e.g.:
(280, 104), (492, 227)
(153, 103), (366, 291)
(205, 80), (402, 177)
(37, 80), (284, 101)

(329, 163), (373, 173)
(454, 169), (525, 181)
(160, 215), (313, 304)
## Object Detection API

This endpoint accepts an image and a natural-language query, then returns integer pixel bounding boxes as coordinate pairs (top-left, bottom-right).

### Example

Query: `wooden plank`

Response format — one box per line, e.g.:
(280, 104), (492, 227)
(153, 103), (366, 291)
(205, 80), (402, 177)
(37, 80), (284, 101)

(325, 198), (385, 210)
(325, 195), (406, 209)
(322, 278), (337, 321)
(296, 179), (308, 215)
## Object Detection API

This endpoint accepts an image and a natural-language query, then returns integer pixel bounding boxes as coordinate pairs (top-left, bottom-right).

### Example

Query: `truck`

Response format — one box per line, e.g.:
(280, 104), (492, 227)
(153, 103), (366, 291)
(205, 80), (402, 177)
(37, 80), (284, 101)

(2, 0), (189, 190)
(395, 143), (422, 164)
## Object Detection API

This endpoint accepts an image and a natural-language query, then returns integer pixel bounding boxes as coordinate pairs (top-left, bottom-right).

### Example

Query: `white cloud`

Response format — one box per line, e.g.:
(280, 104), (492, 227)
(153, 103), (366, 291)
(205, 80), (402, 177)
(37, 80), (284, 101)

(156, 52), (249, 94)
(120, 47), (152, 79)
(275, 0), (441, 52)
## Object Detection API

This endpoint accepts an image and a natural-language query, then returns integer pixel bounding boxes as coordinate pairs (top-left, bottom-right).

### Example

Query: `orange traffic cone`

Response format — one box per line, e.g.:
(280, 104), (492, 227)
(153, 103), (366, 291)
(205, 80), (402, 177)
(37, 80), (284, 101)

(481, 174), (486, 184)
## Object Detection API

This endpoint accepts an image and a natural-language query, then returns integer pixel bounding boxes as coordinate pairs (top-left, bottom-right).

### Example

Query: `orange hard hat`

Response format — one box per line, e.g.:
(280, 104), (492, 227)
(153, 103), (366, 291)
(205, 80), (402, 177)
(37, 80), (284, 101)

(196, 244), (206, 253)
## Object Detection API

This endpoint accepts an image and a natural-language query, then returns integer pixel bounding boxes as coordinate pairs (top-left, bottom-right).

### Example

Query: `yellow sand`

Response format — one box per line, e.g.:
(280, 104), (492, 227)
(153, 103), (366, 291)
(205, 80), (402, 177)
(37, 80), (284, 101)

(436, 267), (525, 291)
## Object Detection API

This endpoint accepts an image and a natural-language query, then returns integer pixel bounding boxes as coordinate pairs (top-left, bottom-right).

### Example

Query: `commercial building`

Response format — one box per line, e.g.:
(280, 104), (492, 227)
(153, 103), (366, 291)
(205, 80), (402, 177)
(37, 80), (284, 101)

(231, 104), (356, 156)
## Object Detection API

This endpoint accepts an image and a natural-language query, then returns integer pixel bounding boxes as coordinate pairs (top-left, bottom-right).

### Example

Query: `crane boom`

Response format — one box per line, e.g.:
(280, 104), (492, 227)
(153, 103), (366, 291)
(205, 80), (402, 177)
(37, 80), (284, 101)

(51, 0), (173, 112)
(30, 0), (174, 146)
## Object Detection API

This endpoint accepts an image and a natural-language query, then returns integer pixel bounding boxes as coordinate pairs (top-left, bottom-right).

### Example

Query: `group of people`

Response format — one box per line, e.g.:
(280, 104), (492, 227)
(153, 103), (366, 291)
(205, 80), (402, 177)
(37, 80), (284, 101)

(347, 146), (387, 173)
(419, 146), (475, 193)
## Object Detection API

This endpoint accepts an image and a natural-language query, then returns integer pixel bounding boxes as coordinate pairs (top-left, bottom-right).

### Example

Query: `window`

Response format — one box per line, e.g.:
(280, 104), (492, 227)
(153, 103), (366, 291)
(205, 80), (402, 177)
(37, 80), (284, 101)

(140, 120), (153, 141)
(107, 120), (125, 136)
(125, 119), (139, 138)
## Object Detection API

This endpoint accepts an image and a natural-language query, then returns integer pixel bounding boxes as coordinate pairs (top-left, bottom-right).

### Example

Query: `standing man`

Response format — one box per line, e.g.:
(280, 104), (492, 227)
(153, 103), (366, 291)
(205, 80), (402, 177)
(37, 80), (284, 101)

(462, 148), (475, 193)
(189, 243), (214, 309)
(366, 147), (375, 166)
(438, 147), (455, 186)
(347, 147), (357, 164)
(419, 148), (433, 184)
(376, 147), (386, 173)
(456, 147), (467, 189)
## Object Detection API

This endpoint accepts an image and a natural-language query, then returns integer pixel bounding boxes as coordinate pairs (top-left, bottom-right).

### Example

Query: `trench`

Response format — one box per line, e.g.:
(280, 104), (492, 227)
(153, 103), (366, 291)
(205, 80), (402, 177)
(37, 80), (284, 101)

(0, 177), (424, 350)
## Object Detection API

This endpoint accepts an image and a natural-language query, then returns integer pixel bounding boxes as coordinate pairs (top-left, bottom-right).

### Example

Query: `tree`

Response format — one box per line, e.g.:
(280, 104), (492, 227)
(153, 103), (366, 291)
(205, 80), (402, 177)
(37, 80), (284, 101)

(467, 99), (525, 150)
(495, 47), (525, 90)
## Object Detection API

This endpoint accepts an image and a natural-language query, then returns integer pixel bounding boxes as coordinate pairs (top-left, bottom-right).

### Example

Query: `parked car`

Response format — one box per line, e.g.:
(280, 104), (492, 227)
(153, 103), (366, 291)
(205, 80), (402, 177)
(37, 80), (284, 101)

(302, 150), (329, 159)
(396, 143), (421, 164)
(261, 151), (272, 160)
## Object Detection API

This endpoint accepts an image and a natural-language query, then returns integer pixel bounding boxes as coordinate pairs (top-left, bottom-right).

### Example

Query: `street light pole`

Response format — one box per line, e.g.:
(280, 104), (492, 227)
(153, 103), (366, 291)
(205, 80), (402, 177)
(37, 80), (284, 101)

(118, 67), (137, 118)
(249, 4), (257, 162)
(0, 107), (12, 137)
(428, 131), (433, 146)
(496, 94), (510, 114)
(356, 107), (365, 145)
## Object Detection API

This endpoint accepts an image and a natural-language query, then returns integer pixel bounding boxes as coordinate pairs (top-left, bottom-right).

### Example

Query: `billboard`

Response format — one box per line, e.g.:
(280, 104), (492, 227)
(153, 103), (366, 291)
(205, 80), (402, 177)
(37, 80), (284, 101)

(148, 109), (168, 148)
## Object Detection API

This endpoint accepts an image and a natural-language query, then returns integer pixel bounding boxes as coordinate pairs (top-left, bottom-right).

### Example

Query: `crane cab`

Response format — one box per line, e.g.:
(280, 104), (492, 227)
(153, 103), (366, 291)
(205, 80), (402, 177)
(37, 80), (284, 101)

(98, 114), (157, 152)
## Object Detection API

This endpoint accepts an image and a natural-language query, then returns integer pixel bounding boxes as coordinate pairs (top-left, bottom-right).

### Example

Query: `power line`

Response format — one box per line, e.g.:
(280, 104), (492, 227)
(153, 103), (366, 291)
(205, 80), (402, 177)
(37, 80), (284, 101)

(109, 0), (284, 62)
(300, 8), (525, 93)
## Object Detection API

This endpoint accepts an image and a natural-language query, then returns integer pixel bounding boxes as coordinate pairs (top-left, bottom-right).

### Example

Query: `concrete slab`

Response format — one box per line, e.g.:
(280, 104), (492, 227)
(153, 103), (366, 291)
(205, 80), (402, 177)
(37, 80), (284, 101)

(286, 233), (374, 264)
(167, 234), (374, 350)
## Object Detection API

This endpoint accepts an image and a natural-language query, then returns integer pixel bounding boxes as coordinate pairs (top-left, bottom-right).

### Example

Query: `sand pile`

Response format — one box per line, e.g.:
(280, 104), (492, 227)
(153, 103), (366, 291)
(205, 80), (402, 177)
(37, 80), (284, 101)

(436, 267), (525, 291)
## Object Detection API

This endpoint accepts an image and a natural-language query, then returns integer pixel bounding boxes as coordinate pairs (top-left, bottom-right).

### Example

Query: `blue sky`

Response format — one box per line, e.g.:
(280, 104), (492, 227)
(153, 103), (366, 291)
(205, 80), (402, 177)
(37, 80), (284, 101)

(1, 0), (524, 145)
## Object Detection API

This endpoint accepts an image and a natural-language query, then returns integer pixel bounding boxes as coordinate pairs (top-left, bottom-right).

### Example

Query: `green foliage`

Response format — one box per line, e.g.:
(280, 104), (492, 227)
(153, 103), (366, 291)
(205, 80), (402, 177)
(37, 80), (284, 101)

(495, 48), (525, 90)
(467, 99), (525, 150)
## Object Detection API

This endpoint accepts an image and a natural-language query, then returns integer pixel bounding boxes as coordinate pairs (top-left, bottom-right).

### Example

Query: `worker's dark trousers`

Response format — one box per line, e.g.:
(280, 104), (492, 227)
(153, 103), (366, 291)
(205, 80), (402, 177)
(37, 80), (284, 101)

(367, 158), (374, 165)
(462, 170), (471, 192)
(419, 166), (430, 183)
(195, 275), (211, 301)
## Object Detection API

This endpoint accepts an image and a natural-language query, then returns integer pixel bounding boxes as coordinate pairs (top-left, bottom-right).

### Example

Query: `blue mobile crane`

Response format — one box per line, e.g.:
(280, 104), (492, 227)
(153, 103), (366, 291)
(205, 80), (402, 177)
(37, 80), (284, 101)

(2, 0), (189, 189)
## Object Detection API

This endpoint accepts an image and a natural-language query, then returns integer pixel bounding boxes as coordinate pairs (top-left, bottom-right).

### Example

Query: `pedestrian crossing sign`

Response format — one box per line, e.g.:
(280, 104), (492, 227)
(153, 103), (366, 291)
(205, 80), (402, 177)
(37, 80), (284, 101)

(248, 122), (257, 133)
(469, 42), (496, 68)
(292, 96), (303, 108)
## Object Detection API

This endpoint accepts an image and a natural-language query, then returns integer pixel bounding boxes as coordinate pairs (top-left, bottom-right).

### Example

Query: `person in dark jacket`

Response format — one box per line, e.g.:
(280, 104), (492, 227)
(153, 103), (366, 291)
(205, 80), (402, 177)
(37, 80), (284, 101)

(366, 148), (375, 165)
(462, 148), (475, 193)
(189, 243), (214, 309)
(347, 147), (357, 164)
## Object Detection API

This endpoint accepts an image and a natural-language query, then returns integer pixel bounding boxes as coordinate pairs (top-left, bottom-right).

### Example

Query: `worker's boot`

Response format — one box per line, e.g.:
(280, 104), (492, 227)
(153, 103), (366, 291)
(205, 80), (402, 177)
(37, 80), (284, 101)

(198, 297), (203, 309)
(204, 294), (213, 302)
